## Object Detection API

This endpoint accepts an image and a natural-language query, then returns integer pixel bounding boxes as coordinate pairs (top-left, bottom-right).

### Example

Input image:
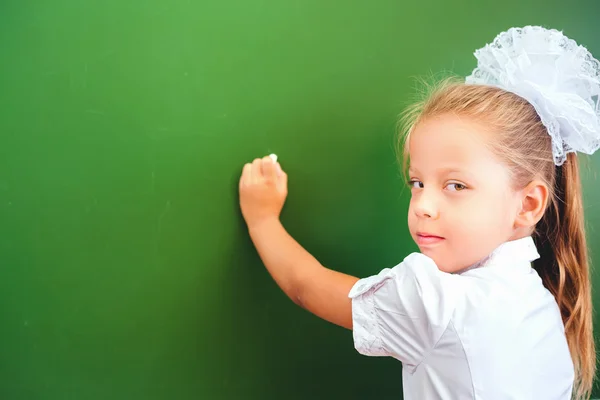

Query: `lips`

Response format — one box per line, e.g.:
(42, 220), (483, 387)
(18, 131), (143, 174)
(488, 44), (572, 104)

(416, 233), (445, 246)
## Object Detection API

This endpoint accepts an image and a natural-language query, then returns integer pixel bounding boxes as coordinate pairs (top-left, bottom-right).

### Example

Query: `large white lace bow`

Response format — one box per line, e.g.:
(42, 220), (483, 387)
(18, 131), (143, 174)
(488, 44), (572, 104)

(465, 26), (600, 166)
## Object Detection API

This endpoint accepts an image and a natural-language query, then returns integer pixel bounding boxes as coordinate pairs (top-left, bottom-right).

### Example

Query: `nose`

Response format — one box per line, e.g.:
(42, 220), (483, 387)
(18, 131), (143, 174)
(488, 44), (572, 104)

(413, 189), (439, 220)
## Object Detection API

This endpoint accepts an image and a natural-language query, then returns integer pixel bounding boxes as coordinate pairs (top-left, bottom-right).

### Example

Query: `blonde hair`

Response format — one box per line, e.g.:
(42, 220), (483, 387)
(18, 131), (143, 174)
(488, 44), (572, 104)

(398, 76), (596, 399)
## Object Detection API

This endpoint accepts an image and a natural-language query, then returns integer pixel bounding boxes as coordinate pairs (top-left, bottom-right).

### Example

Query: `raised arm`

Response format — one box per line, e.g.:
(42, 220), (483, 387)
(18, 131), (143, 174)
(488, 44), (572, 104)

(239, 155), (359, 329)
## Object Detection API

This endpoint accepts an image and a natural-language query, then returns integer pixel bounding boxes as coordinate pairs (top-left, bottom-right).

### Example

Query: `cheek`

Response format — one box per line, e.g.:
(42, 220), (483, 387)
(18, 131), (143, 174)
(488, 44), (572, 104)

(455, 190), (517, 233)
(407, 202), (416, 229)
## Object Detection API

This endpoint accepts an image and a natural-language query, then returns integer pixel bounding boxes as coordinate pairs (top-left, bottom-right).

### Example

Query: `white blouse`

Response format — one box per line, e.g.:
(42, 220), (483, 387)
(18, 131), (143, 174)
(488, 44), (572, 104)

(349, 236), (574, 400)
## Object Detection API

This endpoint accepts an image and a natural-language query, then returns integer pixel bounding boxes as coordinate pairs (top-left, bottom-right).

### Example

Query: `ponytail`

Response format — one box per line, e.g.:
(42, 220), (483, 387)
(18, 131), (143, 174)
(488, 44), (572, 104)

(533, 153), (596, 400)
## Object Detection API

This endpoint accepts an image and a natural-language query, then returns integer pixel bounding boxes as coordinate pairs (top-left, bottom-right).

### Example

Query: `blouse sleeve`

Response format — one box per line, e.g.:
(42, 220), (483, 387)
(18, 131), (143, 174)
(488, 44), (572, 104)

(348, 252), (464, 370)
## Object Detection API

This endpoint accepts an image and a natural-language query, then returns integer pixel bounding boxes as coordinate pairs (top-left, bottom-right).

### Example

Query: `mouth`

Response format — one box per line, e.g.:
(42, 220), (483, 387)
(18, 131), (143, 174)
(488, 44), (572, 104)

(416, 233), (445, 246)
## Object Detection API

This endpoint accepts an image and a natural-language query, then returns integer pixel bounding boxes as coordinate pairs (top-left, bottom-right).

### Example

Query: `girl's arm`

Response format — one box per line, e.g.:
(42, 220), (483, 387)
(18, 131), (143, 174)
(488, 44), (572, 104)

(249, 217), (358, 329)
(239, 155), (359, 330)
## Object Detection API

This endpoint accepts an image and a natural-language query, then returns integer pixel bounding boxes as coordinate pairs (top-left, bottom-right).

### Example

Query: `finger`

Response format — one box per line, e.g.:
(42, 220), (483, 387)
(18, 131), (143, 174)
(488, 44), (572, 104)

(261, 155), (277, 181)
(251, 158), (262, 183)
(278, 169), (288, 192)
(275, 161), (283, 177)
(240, 163), (252, 187)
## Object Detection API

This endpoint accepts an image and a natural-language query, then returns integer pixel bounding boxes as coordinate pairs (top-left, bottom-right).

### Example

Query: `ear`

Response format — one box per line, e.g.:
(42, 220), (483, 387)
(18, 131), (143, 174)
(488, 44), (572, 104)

(514, 180), (549, 229)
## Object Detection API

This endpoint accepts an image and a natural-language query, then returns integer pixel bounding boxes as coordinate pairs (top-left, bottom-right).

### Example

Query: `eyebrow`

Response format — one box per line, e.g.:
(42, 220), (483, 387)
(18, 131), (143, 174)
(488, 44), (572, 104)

(409, 166), (475, 178)
(438, 167), (469, 175)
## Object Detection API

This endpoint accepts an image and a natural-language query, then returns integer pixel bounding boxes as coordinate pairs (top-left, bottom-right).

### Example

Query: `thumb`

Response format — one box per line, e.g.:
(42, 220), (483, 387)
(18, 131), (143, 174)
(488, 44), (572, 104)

(277, 164), (288, 191)
(261, 155), (278, 181)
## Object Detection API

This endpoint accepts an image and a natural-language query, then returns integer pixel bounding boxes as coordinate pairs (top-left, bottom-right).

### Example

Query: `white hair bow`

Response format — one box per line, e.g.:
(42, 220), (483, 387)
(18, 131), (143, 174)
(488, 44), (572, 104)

(466, 25), (600, 166)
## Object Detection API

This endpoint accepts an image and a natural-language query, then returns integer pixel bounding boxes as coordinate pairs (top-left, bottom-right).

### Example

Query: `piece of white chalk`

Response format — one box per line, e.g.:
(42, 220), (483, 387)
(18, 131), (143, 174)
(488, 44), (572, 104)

(269, 153), (278, 162)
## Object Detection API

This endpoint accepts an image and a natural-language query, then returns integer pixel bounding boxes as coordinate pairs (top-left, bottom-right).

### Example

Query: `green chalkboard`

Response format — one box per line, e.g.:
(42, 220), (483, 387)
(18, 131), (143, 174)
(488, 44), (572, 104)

(1, 0), (600, 399)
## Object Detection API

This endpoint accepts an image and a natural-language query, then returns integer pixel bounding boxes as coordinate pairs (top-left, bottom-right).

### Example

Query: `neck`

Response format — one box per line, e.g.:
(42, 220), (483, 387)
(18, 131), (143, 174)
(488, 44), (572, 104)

(509, 227), (535, 242)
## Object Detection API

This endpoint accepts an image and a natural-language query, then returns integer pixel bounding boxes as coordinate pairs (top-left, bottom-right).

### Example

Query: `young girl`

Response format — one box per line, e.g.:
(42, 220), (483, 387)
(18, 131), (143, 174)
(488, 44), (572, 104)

(238, 26), (600, 399)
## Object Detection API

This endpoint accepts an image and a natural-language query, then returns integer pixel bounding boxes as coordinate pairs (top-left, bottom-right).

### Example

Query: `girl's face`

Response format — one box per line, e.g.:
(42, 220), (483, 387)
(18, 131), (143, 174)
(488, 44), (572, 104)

(407, 114), (523, 273)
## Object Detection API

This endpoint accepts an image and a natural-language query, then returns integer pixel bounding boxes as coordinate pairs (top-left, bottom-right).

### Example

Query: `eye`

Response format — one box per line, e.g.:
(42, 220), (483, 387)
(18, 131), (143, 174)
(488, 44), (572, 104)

(446, 182), (467, 192)
(409, 180), (424, 189)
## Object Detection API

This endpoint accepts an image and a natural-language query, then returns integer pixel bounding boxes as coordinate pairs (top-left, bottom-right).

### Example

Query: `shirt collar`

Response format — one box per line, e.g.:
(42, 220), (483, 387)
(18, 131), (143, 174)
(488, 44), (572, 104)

(461, 236), (540, 274)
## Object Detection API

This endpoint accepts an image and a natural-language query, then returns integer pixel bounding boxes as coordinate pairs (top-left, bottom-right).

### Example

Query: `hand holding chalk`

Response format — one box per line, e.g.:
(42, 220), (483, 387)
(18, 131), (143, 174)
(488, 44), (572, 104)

(239, 153), (287, 228)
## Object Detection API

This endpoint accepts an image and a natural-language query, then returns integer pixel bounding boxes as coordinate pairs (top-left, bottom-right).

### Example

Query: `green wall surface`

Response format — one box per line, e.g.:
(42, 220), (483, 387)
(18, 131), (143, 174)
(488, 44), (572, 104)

(1, 0), (600, 399)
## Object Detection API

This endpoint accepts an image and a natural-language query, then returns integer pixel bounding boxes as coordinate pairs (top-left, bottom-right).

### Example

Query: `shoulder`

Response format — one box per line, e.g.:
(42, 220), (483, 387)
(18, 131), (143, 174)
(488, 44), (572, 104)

(348, 252), (467, 365)
(348, 252), (457, 299)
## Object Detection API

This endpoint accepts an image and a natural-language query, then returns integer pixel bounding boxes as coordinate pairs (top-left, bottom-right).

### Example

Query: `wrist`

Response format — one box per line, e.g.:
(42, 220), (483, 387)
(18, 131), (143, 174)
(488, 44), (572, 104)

(247, 216), (282, 236)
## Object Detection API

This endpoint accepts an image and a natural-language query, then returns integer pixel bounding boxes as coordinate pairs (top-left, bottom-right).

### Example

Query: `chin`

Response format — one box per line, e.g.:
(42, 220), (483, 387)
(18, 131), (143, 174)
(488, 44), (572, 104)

(418, 249), (459, 273)
(418, 247), (440, 263)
